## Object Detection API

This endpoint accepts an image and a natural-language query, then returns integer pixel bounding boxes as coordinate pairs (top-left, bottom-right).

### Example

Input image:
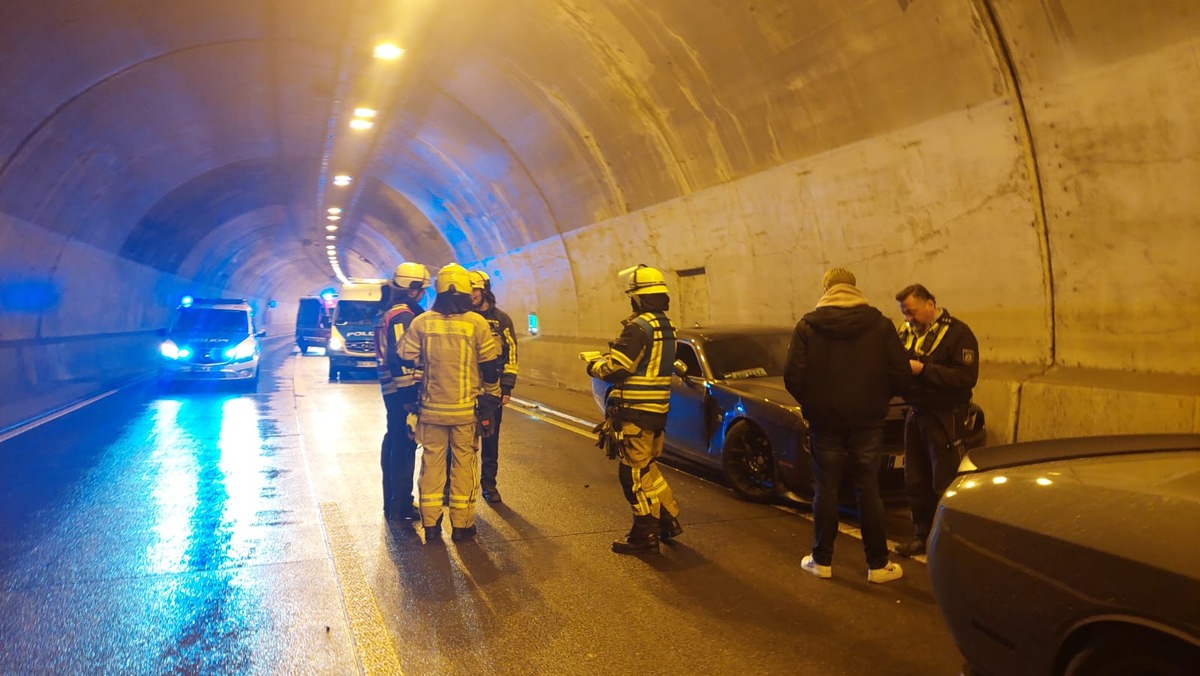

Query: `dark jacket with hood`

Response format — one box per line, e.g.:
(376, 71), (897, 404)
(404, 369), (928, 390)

(783, 284), (911, 429)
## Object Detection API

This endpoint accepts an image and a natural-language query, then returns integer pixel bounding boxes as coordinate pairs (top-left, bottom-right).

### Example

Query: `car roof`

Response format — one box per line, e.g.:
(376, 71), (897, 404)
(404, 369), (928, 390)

(963, 433), (1200, 472)
(676, 324), (794, 341)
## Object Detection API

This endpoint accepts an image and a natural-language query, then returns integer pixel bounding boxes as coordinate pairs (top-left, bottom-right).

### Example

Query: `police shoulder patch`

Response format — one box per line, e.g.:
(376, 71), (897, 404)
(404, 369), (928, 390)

(961, 348), (976, 365)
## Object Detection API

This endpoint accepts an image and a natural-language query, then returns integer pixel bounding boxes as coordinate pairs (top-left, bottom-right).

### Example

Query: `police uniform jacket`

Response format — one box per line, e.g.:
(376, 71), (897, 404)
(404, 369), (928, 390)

(898, 309), (979, 412)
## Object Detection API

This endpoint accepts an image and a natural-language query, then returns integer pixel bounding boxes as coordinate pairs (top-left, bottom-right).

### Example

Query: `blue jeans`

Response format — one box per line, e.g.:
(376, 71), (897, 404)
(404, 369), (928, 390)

(809, 426), (889, 570)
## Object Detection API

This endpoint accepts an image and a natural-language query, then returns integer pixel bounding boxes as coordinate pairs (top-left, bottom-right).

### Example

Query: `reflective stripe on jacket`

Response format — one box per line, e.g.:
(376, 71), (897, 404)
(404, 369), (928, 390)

(596, 311), (676, 416)
(398, 311), (500, 425)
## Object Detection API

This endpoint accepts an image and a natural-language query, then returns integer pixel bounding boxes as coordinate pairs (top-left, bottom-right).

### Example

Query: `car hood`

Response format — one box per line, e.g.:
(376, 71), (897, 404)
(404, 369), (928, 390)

(166, 332), (246, 348)
(719, 376), (796, 407)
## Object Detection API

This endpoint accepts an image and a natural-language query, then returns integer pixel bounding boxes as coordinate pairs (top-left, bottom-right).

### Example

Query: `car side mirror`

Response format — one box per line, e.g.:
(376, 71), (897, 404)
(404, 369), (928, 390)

(674, 359), (700, 389)
(256, 329), (267, 338)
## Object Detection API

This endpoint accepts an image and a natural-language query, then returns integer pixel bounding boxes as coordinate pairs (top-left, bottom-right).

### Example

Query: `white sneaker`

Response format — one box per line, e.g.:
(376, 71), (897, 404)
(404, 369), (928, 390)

(801, 555), (832, 579)
(867, 562), (903, 584)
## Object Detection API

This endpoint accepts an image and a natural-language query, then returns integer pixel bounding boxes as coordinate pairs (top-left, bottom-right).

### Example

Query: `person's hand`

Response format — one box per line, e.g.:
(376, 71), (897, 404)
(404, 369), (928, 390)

(501, 394), (511, 406)
(909, 359), (924, 375)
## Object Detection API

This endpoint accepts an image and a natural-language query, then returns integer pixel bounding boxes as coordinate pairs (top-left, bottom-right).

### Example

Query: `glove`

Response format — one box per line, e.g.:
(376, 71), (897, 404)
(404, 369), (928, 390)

(405, 412), (418, 440)
(476, 393), (502, 438)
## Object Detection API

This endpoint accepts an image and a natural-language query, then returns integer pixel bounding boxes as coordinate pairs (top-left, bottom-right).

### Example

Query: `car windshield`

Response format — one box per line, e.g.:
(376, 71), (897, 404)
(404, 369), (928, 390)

(335, 300), (377, 325)
(173, 308), (248, 333)
(704, 332), (792, 379)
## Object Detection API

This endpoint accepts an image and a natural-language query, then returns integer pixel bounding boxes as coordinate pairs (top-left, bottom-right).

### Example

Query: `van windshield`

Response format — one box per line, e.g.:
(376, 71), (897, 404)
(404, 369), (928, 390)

(335, 300), (377, 325)
(173, 308), (249, 333)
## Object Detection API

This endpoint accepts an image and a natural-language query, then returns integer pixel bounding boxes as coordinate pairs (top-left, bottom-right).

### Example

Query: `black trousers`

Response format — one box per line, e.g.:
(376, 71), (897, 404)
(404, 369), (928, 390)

(903, 407), (966, 539)
(381, 391), (418, 511)
(480, 405), (503, 490)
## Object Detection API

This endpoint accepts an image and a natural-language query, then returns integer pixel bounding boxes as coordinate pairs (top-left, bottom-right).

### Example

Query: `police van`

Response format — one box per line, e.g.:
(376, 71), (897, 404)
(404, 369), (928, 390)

(326, 279), (384, 381)
(158, 296), (265, 387)
(295, 295), (334, 354)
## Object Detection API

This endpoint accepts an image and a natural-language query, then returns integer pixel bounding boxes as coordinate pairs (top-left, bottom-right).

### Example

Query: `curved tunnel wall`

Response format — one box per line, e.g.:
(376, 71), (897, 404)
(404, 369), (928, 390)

(1, 0), (1197, 439)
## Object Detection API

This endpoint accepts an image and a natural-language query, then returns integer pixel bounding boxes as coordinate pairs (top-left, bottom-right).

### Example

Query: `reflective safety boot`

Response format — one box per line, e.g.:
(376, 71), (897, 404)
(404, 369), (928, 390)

(659, 512), (683, 541)
(612, 515), (660, 555)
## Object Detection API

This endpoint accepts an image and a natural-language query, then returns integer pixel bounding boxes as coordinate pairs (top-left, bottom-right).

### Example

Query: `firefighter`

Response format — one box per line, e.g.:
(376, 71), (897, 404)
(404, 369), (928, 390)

(893, 283), (979, 557)
(468, 270), (519, 504)
(374, 262), (429, 522)
(399, 264), (501, 543)
(583, 264), (684, 555)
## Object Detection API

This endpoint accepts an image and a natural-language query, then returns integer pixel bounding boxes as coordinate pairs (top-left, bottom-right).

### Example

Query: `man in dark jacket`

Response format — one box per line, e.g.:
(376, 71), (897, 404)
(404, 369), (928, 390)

(784, 268), (911, 584)
(893, 283), (979, 557)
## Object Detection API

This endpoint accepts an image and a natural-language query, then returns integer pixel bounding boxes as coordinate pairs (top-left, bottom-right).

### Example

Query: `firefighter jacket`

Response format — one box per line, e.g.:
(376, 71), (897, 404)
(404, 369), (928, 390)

(473, 304), (519, 395)
(897, 309), (979, 412)
(374, 297), (423, 402)
(398, 310), (501, 426)
(588, 301), (676, 431)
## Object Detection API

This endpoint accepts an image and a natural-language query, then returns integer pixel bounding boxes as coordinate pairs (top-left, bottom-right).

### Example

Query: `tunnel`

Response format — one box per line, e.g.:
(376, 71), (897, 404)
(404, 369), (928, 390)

(2, 0), (1198, 440)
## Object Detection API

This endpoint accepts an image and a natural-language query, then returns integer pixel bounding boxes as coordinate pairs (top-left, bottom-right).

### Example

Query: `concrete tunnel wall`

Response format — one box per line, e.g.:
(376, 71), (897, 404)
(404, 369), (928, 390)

(0, 1), (1197, 441)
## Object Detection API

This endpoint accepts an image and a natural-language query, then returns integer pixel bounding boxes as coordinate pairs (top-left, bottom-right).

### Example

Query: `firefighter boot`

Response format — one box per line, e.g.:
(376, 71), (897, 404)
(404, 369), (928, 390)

(612, 515), (660, 555)
(659, 511), (684, 541)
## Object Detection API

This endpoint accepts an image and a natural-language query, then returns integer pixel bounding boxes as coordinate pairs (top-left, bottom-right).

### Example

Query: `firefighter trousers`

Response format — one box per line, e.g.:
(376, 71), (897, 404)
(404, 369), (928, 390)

(617, 421), (679, 521)
(416, 421), (479, 528)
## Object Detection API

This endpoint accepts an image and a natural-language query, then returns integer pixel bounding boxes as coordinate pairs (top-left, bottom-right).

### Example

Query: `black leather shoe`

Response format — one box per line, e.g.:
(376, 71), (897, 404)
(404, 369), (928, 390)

(612, 533), (660, 555)
(451, 525), (478, 541)
(660, 513), (683, 540)
(896, 538), (927, 558)
(481, 487), (502, 503)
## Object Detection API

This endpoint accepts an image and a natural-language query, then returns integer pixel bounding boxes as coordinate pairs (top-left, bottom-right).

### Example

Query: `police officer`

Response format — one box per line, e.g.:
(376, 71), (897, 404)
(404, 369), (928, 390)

(893, 283), (979, 557)
(468, 270), (519, 504)
(584, 264), (683, 555)
(374, 262), (429, 522)
(399, 264), (501, 543)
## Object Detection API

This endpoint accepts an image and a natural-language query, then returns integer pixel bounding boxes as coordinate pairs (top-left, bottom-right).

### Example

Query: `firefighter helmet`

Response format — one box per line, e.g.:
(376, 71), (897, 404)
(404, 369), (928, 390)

(468, 270), (491, 292)
(621, 264), (669, 296)
(393, 262), (430, 290)
(435, 263), (472, 295)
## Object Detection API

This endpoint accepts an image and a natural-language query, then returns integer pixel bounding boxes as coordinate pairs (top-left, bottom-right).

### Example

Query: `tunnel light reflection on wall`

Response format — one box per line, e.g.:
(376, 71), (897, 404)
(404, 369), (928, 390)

(528, 312), (539, 336)
(374, 43), (405, 59)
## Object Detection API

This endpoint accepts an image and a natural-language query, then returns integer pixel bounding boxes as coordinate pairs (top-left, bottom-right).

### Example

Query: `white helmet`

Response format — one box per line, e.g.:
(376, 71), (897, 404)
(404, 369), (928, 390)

(621, 264), (669, 296)
(393, 262), (430, 290)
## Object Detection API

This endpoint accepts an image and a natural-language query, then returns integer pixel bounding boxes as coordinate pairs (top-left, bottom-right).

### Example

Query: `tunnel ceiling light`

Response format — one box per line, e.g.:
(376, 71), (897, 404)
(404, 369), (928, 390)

(327, 207), (342, 215)
(326, 235), (337, 240)
(327, 215), (341, 221)
(349, 118), (374, 130)
(326, 224), (338, 231)
(353, 107), (378, 118)
(333, 174), (352, 186)
(374, 43), (405, 60)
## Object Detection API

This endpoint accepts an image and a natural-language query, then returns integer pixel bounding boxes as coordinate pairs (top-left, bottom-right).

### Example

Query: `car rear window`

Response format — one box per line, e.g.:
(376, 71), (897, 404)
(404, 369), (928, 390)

(705, 332), (791, 379)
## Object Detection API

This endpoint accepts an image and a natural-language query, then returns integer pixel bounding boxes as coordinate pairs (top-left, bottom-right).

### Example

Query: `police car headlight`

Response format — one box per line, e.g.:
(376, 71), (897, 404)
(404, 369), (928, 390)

(224, 337), (257, 361)
(328, 335), (344, 351)
(161, 340), (181, 360)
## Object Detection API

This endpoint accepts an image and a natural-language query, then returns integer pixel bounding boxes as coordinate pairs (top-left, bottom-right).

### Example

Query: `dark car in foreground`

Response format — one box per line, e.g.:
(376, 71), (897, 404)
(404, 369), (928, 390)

(929, 434), (1200, 676)
(591, 325), (987, 502)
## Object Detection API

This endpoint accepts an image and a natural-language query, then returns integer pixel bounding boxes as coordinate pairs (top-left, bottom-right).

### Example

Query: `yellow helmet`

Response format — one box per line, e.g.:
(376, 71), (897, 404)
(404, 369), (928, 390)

(393, 262), (430, 290)
(621, 264), (669, 296)
(435, 263), (472, 295)
(468, 270), (490, 291)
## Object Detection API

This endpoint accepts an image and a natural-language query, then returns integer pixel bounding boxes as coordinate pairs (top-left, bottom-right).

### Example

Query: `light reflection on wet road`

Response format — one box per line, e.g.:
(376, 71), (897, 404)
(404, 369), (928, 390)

(2, 336), (963, 674)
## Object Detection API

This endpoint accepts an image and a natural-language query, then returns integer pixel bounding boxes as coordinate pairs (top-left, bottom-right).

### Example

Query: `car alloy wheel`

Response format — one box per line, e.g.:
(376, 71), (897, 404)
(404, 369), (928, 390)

(722, 422), (776, 502)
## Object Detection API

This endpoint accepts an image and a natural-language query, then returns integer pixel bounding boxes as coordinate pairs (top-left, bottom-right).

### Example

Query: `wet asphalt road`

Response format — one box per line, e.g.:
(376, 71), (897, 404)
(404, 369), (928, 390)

(1, 336), (962, 674)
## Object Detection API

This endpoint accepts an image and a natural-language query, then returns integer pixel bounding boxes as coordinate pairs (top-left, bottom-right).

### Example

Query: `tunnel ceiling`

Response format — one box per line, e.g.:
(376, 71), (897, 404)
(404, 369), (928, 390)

(1, 0), (1195, 298)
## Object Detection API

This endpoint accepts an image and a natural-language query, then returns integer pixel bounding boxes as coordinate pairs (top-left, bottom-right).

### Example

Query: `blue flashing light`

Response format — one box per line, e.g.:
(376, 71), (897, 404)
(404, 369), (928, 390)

(181, 295), (194, 307)
(319, 287), (336, 301)
(268, 300), (277, 308)
(527, 312), (539, 336)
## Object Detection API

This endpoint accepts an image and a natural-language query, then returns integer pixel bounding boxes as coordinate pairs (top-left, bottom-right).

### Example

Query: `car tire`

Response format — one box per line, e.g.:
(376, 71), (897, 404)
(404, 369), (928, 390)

(328, 362), (339, 381)
(1063, 627), (1199, 676)
(722, 422), (777, 502)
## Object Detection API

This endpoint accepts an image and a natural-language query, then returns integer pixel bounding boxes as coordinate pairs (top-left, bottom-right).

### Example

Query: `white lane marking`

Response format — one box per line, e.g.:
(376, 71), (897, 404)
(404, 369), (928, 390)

(512, 397), (927, 564)
(0, 386), (124, 444)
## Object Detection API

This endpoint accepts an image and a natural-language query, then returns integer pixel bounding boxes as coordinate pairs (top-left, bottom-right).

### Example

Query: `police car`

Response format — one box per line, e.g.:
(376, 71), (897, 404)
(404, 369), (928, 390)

(158, 296), (264, 387)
